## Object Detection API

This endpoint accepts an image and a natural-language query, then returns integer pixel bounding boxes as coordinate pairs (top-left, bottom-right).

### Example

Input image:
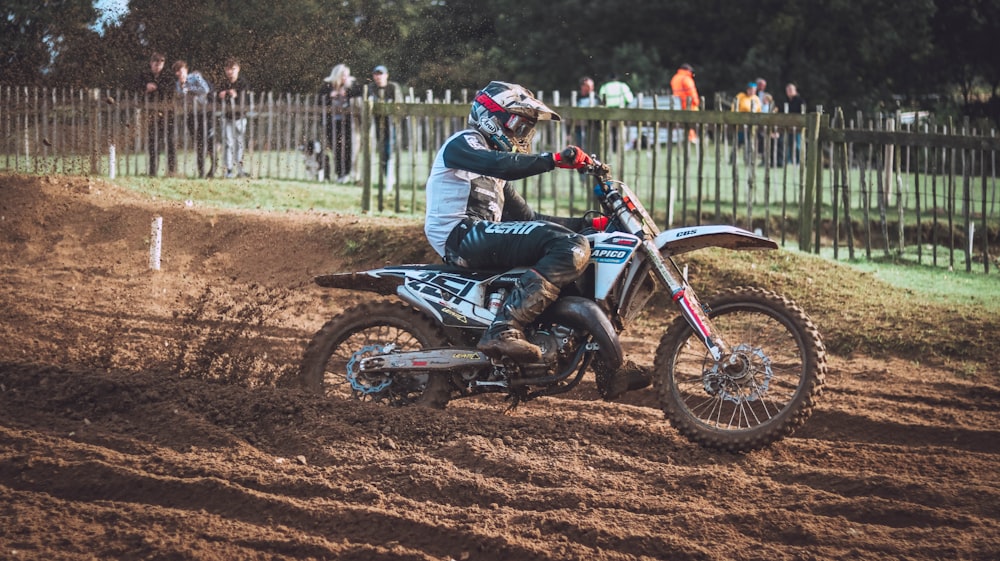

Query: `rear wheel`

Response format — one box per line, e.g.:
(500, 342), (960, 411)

(300, 300), (451, 408)
(654, 287), (826, 452)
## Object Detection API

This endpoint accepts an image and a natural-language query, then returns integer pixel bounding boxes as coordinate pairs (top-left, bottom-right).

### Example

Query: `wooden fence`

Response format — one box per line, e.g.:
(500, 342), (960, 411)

(2, 85), (997, 273)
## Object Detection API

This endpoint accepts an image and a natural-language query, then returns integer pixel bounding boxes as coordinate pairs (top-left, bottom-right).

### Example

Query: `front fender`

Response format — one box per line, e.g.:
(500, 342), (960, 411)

(654, 225), (778, 256)
(539, 296), (623, 371)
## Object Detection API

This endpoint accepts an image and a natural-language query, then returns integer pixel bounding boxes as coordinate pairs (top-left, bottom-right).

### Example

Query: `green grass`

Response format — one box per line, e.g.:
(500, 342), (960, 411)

(831, 254), (1000, 310)
(116, 175), (412, 215)
(680, 247), (997, 371)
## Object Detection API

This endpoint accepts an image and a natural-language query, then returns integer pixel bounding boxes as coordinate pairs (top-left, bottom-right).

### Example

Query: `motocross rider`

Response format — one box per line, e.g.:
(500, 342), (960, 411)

(424, 81), (594, 364)
(423, 82), (652, 398)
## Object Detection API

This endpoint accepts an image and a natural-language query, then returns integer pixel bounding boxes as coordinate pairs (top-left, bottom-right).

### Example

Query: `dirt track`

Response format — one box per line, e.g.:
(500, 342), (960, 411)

(1, 174), (998, 561)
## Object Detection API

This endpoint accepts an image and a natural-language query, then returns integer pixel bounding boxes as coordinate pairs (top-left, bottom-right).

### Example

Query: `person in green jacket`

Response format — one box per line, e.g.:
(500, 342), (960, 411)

(598, 73), (634, 151)
(598, 73), (634, 108)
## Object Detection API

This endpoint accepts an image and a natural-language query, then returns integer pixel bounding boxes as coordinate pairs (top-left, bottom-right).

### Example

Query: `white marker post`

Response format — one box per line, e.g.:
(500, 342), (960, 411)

(109, 144), (116, 179)
(149, 216), (163, 271)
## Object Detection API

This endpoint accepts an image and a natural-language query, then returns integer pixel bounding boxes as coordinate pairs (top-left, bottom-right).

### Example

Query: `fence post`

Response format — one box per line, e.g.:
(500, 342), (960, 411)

(360, 94), (372, 213)
(149, 215), (163, 270)
(90, 88), (99, 175)
(800, 112), (823, 251)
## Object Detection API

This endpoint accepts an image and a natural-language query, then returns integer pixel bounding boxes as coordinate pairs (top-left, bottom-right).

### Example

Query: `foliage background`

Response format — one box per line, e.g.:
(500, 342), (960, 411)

(2, 0), (999, 122)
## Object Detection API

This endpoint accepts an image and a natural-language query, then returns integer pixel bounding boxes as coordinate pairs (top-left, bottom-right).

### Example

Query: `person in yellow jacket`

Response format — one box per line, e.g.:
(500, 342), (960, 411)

(730, 82), (761, 163)
(669, 63), (700, 142)
(732, 82), (762, 113)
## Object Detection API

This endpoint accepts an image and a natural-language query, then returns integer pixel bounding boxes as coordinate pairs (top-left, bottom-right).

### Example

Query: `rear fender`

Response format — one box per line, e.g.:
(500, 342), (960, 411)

(314, 269), (408, 295)
(313, 264), (496, 296)
(654, 225), (778, 256)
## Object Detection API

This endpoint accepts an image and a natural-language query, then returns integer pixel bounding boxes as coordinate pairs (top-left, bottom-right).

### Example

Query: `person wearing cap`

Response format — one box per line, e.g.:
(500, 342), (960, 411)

(318, 64), (355, 183)
(669, 63), (700, 142)
(732, 81), (762, 114)
(731, 81), (762, 163)
(363, 65), (402, 193)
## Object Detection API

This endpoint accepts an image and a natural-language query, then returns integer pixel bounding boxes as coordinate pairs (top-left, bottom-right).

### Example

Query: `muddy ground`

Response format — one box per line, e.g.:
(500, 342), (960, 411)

(1, 174), (997, 561)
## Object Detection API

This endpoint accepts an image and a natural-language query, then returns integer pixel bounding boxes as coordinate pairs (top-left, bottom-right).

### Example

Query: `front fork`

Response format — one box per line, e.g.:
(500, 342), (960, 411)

(599, 181), (733, 365)
(641, 240), (731, 362)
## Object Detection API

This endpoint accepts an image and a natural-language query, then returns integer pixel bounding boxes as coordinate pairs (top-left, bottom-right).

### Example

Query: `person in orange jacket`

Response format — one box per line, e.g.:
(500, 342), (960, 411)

(670, 63), (700, 142)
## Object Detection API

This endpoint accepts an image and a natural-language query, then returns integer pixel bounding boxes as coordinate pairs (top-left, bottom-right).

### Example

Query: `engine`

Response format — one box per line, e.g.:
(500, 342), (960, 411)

(530, 324), (580, 365)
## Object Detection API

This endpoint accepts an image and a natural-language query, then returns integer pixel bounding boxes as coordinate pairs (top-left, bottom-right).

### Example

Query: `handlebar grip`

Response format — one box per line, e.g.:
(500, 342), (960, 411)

(560, 147), (578, 162)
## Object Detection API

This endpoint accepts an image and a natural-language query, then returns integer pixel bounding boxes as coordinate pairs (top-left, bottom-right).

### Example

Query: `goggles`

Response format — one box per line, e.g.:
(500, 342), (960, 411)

(504, 114), (536, 139)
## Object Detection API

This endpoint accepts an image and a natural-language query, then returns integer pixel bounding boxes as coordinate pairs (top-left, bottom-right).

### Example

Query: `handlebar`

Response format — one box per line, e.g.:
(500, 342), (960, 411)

(574, 154), (657, 239)
(580, 154), (611, 181)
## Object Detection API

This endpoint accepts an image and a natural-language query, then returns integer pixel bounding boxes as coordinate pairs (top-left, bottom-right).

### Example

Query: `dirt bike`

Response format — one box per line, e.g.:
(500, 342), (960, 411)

(300, 153), (826, 452)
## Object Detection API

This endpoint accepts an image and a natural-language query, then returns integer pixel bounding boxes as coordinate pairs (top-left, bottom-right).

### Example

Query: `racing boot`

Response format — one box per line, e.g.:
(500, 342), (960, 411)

(597, 359), (653, 400)
(478, 270), (560, 363)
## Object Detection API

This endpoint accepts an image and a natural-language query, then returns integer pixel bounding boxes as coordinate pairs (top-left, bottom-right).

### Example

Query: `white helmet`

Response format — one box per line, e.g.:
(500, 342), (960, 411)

(468, 81), (561, 152)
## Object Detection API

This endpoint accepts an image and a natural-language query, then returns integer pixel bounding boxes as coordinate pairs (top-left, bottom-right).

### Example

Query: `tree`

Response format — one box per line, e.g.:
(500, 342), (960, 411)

(1, 0), (99, 86)
(7, 0), (993, 125)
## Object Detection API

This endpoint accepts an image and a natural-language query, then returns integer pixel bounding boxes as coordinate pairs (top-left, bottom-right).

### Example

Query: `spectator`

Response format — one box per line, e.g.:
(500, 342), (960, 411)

(577, 76), (596, 107)
(173, 60), (215, 178)
(362, 64), (401, 193)
(572, 76), (597, 149)
(730, 81), (761, 164)
(216, 58), (249, 178)
(755, 77), (776, 113)
(755, 77), (779, 165)
(783, 82), (805, 165)
(669, 63), (700, 143)
(599, 73), (634, 108)
(139, 52), (176, 177)
(732, 81), (762, 113)
(599, 73), (633, 152)
(319, 64), (355, 183)
(573, 76), (598, 193)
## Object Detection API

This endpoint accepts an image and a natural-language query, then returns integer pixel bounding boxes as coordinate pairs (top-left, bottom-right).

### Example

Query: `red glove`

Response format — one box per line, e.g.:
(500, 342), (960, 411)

(554, 146), (592, 169)
(591, 216), (609, 231)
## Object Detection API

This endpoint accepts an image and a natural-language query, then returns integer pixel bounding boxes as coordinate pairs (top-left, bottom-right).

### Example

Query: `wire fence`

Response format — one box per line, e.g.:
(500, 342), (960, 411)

(2, 84), (997, 273)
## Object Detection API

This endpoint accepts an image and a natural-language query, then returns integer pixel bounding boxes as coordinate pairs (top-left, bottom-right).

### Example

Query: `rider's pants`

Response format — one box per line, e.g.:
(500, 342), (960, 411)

(444, 218), (590, 286)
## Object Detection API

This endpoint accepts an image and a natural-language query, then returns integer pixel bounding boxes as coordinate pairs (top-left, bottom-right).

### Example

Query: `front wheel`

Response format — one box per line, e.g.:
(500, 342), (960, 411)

(654, 287), (826, 452)
(300, 299), (452, 408)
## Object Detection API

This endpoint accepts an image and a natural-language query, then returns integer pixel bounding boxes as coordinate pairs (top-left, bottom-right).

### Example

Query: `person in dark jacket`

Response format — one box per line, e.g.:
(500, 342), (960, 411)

(139, 52), (176, 176)
(216, 58), (249, 178)
(318, 64), (355, 183)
